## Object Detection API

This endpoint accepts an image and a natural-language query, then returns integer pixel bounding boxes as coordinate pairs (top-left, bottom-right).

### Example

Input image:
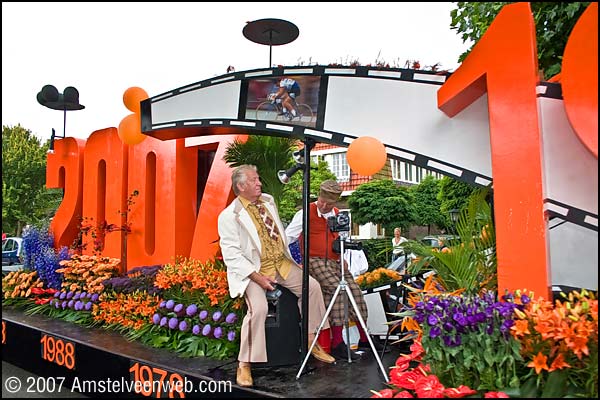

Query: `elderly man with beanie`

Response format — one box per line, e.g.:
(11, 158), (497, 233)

(286, 180), (381, 360)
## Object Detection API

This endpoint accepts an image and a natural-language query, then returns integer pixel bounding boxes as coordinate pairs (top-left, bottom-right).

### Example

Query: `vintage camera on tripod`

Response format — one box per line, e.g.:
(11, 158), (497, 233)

(327, 211), (363, 253)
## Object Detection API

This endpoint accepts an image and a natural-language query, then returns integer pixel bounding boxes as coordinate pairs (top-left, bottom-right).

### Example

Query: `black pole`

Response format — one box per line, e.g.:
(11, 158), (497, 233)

(269, 30), (273, 68)
(300, 138), (315, 359)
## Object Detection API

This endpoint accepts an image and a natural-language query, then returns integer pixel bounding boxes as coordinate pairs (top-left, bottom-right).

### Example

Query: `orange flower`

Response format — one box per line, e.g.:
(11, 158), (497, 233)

(528, 352), (549, 374)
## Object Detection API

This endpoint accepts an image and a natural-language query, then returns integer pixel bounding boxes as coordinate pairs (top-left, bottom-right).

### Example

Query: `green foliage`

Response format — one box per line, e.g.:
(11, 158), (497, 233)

(222, 135), (298, 209)
(410, 175), (445, 234)
(278, 160), (337, 223)
(450, 2), (591, 79)
(2, 124), (62, 236)
(347, 179), (413, 233)
(406, 187), (496, 294)
(360, 238), (391, 271)
(437, 176), (477, 229)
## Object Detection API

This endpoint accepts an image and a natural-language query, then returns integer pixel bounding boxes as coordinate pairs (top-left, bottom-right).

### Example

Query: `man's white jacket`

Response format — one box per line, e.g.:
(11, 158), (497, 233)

(217, 193), (296, 298)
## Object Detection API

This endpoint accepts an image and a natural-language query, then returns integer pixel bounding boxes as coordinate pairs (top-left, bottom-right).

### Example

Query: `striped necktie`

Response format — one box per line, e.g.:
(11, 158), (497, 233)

(255, 202), (279, 241)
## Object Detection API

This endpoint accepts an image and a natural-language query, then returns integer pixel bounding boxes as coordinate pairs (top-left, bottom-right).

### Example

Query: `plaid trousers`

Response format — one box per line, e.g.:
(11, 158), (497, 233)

(308, 257), (368, 327)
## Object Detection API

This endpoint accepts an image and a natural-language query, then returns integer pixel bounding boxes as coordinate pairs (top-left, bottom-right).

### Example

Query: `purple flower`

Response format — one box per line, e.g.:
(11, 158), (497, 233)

(73, 292), (81, 300)
(84, 301), (93, 311)
(67, 300), (74, 308)
(186, 304), (198, 317)
(59, 292), (67, 300)
(198, 310), (208, 321)
(61, 300), (68, 309)
(152, 313), (161, 325)
(80, 291), (87, 299)
(174, 303), (184, 315)
(54, 291), (61, 298)
(178, 320), (189, 332)
(159, 300), (166, 309)
(66, 291), (74, 299)
(202, 324), (212, 336)
(165, 299), (175, 310)
(192, 325), (201, 335)
(90, 293), (99, 302)
(160, 317), (168, 327)
(213, 327), (223, 339)
(225, 312), (237, 324)
(74, 300), (83, 311)
(55, 300), (61, 309)
(227, 331), (236, 342)
(168, 317), (179, 330)
(212, 311), (222, 322)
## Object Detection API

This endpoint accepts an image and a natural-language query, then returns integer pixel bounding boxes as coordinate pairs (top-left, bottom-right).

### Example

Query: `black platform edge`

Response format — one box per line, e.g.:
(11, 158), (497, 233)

(2, 307), (404, 398)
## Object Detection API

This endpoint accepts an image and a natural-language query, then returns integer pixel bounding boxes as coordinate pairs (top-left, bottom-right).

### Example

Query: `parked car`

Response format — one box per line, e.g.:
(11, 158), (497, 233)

(420, 235), (458, 250)
(2, 236), (24, 266)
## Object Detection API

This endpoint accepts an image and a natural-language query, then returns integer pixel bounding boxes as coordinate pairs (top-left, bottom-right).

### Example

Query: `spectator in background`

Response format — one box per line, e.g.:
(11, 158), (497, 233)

(391, 227), (408, 262)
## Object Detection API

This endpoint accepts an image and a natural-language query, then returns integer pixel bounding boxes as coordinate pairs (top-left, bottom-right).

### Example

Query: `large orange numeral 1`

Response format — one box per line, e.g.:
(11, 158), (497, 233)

(438, 3), (550, 298)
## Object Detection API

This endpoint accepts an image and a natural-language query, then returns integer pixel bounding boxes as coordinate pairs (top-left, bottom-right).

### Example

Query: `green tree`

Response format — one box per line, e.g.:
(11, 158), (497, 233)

(278, 160), (337, 223)
(437, 176), (477, 230)
(2, 125), (62, 236)
(222, 135), (298, 209)
(450, 2), (591, 79)
(347, 179), (413, 234)
(411, 175), (445, 235)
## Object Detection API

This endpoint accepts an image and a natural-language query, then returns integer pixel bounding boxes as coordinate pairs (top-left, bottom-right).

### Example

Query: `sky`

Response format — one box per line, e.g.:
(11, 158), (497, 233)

(2, 2), (472, 142)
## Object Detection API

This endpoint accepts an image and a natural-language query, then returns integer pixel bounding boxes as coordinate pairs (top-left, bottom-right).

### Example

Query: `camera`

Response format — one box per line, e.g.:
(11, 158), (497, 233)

(266, 285), (283, 301)
(327, 211), (351, 232)
(332, 237), (363, 253)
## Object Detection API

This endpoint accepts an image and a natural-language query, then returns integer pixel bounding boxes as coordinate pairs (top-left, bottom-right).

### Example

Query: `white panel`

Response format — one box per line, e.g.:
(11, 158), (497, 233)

(540, 97), (598, 215)
(151, 81), (241, 124)
(363, 293), (389, 336)
(324, 76), (492, 177)
(549, 222), (597, 290)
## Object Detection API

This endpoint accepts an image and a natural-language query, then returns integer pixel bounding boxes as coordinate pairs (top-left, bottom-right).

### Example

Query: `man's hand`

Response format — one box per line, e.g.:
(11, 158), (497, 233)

(249, 271), (277, 291)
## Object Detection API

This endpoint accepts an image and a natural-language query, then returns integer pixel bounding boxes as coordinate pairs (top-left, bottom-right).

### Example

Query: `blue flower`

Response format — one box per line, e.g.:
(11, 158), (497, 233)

(186, 304), (198, 317)
(225, 312), (237, 324)
(213, 327), (223, 339)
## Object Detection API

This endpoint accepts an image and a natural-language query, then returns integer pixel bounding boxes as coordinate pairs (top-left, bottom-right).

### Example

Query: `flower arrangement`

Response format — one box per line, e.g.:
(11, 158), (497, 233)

(509, 289), (598, 398)
(2, 270), (44, 303)
(22, 225), (70, 289)
(356, 268), (402, 290)
(57, 254), (121, 293)
(371, 288), (598, 398)
(102, 265), (162, 296)
(154, 256), (242, 310)
(93, 291), (160, 332)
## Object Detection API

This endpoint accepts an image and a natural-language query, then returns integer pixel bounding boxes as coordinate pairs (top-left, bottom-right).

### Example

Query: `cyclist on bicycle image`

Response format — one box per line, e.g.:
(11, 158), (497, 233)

(270, 78), (302, 120)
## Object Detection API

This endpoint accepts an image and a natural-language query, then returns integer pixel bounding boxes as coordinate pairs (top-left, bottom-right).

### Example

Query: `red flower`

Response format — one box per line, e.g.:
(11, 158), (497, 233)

(484, 392), (510, 398)
(370, 389), (397, 398)
(31, 287), (46, 295)
(394, 357), (411, 371)
(391, 370), (422, 390)
(35, 298), (52, 305)
(393, 391), (414, 398)
(444, 385), (477, 398)
(414, 375), (445, 398)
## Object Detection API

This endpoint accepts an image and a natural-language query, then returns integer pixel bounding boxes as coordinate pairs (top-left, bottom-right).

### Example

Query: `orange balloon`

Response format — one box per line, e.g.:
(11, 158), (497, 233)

(118, 113), (147, 145)
(123, 87), (149, 114)
(346, 136), (387, 176)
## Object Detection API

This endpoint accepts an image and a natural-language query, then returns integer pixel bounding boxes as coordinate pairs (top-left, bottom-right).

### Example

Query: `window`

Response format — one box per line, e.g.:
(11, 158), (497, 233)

(391, 159), (442, 184)
(324, 152), (350, 182)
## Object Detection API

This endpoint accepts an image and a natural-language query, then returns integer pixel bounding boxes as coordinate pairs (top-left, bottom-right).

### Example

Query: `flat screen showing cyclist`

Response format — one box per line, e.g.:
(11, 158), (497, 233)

(244, 75), (320, 128)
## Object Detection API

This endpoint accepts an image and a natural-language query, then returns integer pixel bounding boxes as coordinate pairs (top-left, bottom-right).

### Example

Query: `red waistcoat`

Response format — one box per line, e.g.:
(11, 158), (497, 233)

(299, 202), (339, 259)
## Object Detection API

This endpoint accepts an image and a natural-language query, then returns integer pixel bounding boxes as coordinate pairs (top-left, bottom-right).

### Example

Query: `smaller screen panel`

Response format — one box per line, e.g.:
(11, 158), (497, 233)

(244, 75), (320, 128)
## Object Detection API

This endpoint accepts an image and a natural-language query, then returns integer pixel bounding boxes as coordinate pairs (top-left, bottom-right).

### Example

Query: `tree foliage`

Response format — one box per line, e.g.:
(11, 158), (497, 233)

(437, 176), (478, 229)
(277, 160), (337, 223)
(222, 135), (298, 209)
(2, 125), (62, 236)
(410, 175), (445, 234)
(347, 179), (413, 233)
(450, 2), (591, 79)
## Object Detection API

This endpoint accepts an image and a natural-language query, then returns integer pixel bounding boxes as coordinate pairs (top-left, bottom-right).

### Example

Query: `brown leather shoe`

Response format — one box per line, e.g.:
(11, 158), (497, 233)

(236, 365), (253, 387)
(311, 342), (335, 363)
